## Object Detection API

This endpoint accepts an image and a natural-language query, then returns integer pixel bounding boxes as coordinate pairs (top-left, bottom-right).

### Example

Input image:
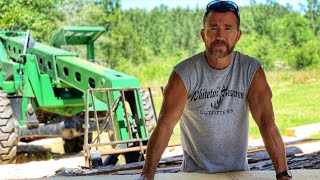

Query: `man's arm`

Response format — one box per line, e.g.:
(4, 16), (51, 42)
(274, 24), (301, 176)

(139, 71), (188, 180)
(248, 67), (290, 179)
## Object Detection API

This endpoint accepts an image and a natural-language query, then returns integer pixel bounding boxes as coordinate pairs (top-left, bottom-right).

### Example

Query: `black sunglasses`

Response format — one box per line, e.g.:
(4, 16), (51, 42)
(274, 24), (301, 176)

(206, 0), (240, 18)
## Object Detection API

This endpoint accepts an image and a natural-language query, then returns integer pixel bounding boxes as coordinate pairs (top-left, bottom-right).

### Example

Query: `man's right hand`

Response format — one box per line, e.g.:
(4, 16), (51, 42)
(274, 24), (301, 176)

(136, 174), (154, 180)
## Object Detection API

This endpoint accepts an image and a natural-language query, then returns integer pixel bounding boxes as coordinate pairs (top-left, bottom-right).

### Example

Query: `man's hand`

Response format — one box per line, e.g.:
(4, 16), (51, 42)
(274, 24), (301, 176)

(136, 174), (154, 180)
(276, 170), (292, 180)
(277, 176), (292, 180)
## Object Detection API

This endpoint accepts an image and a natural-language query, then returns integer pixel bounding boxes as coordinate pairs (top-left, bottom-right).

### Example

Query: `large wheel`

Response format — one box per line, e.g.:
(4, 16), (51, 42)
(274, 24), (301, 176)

(0, 91), (18, 164)
(141, 90), (156, 134)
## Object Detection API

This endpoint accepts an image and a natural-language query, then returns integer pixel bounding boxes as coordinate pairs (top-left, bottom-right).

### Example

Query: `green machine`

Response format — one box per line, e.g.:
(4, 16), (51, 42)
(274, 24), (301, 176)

(0, 27), (155, 165)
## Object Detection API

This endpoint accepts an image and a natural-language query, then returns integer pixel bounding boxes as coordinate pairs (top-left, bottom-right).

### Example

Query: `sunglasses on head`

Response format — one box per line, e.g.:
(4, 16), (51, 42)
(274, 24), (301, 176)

(206, 0), (240, 18)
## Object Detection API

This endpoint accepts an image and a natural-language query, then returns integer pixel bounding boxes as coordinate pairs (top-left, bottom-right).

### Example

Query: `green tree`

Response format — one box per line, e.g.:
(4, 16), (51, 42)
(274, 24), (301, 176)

(249, 0), (290, 37)
(236, 34), (276, 69)
(289, 40), (320, 69)
(0, 0), (61, 43)
(1, 0), (318, 71)
(304, 0), (320, 37)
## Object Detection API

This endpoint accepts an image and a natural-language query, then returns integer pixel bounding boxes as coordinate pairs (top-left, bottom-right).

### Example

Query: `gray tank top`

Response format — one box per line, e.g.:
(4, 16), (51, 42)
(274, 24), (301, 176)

(174, 51), (261, 173)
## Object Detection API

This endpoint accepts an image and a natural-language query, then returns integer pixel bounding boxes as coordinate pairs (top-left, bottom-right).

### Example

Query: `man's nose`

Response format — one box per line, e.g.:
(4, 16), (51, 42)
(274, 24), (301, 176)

(216, 28), (225, 40)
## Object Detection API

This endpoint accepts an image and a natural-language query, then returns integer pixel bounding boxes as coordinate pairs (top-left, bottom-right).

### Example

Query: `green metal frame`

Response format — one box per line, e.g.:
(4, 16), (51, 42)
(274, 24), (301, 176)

(52, 26), (106, 61)
(0, 27), (147, 140)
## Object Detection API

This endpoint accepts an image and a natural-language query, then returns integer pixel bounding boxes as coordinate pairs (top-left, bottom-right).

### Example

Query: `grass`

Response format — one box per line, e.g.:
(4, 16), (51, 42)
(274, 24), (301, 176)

(145, 69), (320, 140)
(250, 69), (320, 139)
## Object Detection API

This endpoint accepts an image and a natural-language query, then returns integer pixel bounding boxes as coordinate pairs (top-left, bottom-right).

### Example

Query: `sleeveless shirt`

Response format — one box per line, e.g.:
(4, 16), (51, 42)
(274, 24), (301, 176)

(174, 51), (261, 173)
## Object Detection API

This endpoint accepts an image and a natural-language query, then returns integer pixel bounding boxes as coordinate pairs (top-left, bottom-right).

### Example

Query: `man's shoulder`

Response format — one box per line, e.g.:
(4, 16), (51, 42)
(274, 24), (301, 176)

(175, 52), (204, 68)
(235, 51), (257, 61)
(235, 51), (261, 66)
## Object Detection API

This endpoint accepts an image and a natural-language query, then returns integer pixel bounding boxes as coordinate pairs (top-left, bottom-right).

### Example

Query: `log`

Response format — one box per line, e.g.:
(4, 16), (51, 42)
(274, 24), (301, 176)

(248, 146), (303, 163)
(250, 151), (320, 171)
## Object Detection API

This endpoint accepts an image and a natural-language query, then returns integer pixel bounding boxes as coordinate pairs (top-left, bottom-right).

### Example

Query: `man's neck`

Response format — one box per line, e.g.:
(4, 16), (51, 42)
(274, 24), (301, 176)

(205, 51), (233, 70)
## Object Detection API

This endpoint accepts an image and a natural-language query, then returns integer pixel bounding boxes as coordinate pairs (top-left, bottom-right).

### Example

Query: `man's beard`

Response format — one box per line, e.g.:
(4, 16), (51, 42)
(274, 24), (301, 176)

(206, 40), (235, 59)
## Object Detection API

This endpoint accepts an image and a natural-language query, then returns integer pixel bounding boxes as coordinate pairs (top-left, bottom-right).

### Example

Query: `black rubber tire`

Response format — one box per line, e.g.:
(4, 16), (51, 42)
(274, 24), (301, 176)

(0, 92), (18, 164)
(64, 133), (92, 154)
(141, 90), (156, 134)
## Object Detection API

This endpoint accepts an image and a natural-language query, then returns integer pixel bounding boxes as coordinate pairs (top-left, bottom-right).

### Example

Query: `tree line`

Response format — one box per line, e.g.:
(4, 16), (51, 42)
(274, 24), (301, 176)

(0, 0), (319, 82)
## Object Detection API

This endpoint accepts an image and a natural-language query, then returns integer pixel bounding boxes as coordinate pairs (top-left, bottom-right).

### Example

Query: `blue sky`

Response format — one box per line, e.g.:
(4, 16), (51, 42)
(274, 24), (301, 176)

(121, 0), (307, 12)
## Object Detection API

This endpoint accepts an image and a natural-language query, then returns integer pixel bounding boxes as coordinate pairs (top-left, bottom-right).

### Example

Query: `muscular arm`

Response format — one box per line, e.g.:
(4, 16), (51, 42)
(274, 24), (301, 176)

(140, 71), (187, 179)
(248, 67), (289, 176)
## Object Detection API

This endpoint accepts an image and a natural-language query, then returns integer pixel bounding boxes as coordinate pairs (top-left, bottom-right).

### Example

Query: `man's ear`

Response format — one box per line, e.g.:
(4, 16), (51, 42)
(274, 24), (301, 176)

(200, 29), (205, 42)
(236, 30), (242, 42)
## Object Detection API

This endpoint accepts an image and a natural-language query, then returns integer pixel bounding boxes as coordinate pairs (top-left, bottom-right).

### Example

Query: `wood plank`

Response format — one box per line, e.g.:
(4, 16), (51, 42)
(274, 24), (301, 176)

(286, 123), (320, 138)
(50, 170), (320, 180)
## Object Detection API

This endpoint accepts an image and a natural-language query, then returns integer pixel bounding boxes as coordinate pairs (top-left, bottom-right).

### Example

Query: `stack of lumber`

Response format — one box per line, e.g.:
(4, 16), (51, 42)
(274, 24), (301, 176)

(248, 139), (320, 170)
(55, 139), (320, 177)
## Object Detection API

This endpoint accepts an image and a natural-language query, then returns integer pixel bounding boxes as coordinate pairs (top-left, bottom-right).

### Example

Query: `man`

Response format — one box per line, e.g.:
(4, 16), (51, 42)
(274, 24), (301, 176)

(139, 1), (292, 179)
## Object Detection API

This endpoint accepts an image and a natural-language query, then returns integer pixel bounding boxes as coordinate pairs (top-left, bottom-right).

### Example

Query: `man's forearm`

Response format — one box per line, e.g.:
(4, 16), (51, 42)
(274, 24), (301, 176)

(141, 121), (173, 178)
(260, 125), (288, 173)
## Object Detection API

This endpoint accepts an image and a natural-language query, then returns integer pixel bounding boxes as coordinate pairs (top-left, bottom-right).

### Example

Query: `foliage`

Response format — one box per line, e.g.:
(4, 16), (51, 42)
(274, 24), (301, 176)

(1, 0), (319, 140)
(236, 34), (276, 69)
(246, 1), (290, 36)
(303, 0), (320, 36)
(0, 0), (319, 70)
(0, 0), (62, 43)
(288, 39), (320, 69)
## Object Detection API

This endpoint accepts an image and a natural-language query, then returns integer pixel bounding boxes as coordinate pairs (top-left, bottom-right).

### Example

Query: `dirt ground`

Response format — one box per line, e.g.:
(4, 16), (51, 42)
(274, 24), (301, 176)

(0, 138), (85, 179)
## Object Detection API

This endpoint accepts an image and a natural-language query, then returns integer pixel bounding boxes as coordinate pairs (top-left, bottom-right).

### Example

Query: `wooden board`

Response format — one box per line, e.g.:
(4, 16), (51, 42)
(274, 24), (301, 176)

(286, 123), (320, 138)
(48, 170), (320, 180)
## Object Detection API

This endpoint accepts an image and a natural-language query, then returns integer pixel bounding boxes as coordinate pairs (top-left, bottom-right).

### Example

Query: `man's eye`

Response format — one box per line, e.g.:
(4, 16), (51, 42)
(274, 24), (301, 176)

(211, 27), (218, 31)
